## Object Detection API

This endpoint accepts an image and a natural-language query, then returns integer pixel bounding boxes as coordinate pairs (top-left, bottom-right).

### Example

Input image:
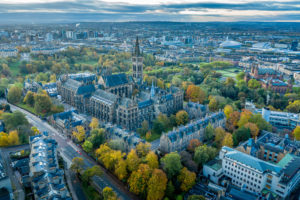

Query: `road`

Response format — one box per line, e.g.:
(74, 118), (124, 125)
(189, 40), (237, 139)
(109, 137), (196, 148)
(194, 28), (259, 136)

(7, 102), (137, 200)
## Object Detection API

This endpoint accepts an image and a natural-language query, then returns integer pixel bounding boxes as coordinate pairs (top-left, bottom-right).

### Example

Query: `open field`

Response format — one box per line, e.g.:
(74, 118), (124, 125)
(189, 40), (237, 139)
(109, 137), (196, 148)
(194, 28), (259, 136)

(215, 67), (242, 78)
(9, 61), (21, 76)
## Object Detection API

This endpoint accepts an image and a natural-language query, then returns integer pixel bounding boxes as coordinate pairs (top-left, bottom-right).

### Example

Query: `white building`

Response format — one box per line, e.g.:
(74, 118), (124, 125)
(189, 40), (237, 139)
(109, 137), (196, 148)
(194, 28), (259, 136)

(0, 48), (18, 57)
(217, 146), (300, 199)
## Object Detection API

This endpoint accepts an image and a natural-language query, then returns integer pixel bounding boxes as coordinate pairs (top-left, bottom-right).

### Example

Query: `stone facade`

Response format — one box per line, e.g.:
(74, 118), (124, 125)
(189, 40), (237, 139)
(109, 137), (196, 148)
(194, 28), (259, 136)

(132, 36), (143, 81)
(159, 111), (226, 153)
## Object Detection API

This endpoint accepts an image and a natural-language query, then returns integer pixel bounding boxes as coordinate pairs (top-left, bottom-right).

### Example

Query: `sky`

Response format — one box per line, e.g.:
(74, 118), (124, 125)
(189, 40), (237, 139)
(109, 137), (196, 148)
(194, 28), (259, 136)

(0, 0), (299, 24)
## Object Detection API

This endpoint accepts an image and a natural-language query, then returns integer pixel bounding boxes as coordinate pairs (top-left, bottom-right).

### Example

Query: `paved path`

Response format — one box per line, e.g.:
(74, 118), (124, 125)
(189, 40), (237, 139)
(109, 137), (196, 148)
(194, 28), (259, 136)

(7, 101), (137, 200)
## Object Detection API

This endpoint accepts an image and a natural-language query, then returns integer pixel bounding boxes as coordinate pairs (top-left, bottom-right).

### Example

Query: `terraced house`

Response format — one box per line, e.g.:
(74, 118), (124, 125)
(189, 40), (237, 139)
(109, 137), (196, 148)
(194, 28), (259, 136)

(29, 132), (71, 200)
(159, 111), (226, 153)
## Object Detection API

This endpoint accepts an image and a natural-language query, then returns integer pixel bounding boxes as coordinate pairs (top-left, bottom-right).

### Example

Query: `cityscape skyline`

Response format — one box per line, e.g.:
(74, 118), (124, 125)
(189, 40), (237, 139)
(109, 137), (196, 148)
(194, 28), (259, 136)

(0, 0), (300, 24)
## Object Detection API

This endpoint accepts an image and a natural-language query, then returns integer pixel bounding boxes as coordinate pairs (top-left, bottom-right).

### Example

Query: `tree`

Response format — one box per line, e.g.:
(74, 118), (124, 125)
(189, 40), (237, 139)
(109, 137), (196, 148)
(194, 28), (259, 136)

(128, 164), (151, 197)
(236, 72), (245, 81)
(248, 79), (261, 89)
(208, 97), (218, 112)
(222, 133), (233, 147)
(161, 152), (182, 178)
(225, 77), (235, 87)
(147, 169), (168, 200)
(232, 127), (251, 146)
(214, 127), (226, 148)
(286, 100), (300, 113)
(31, 126), (40, 135)
(188, 195), (205, 200)
(175, 110), (189, 126)
(226, 111), (240, 132)
(187, 139), (201, 152)
(103, 187), (118, 200)
(137, 120), (149, 136)
(0, 132), (9, 147)
(165, 181), (175, 199)
(7, 130), (19, 146)
(7, 86), (22, 103)
(70, 157), (84, 174)
(293, 126), (300, 141)
(237, 109), (253, 128)
(115, 159), (128, 181)
(23, 91), (35, 107)
(82, 140), (93, 153)
(73, 126), (85, 143)
(126, 149), (140, 172)
(34, 93), (52, 114)
(1, 111), (29, 132)
(82, 165), (102, 183)
(185, 85), (206, 103)
(224, 105), (233, 119)
(89, 117), (99, 130)
(88, 128), (106, 148)
(248, 114), (272, 131)
(136, 142), (151, 158)
(244, 122), (259, 138)
(145, 151), (159, 169)
(204, 123), (214, 141)
(178, 167), (196, 192)
(194, 145), (217, 167)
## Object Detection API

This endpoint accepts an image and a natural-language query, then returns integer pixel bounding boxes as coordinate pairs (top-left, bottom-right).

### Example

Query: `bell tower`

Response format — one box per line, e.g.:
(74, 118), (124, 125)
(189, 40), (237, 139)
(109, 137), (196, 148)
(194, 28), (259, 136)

(132, 36), (143, 82)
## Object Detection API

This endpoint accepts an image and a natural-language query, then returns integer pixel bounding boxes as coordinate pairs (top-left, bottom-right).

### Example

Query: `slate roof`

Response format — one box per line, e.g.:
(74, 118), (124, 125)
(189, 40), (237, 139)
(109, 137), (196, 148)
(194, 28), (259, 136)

(91, 89), (118, 105)
(119, 98), (136, 108)
(103, 73), (129, 87)
(138, 99), (153, 109)
(224, 147), (282, 174)
(258, 68), (276, 75)
(63, 79), (82, 92)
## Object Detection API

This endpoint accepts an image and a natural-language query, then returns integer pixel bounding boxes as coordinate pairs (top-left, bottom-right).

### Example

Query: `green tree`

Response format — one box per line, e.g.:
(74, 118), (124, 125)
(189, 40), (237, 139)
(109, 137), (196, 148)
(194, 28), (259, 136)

(236, 72), (245, 81)
(248, 79), (261, 89)
(82, 140), (93, 153)
(70, 157), (84, 174)
(88, 128), (106, 149)
(165, 181), (175, 199)
(161, 152), (182, 178)
(208, 97), (218, 111)
(204, 123), (214, 141)
(175, 110), (189, 126)
(82, 165), (102, 183)
(232, 127), (251, 146)
(7, 86), (22, 103)
(34, 93), (52, 114)
(1, 111), (29, 132)
(194, 145), (217, 167)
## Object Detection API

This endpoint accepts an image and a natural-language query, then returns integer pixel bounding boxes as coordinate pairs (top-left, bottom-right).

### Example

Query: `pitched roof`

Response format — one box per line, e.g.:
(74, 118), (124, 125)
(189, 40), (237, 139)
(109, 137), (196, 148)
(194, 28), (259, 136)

(91, 89), (118, 105)
(103, 73), (129, 87)
(63, 79), (82, 92)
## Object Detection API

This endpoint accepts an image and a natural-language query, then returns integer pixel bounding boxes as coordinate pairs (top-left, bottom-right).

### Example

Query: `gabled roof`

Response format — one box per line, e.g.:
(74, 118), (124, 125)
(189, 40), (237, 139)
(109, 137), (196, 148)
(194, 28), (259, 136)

(91, 89), (118, 105)
(63, 79), (82, 92)
(103, 73), (129, 87)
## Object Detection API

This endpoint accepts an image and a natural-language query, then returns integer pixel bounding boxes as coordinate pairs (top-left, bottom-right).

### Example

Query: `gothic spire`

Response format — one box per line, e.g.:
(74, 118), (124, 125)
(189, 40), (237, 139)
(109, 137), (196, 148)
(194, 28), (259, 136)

(134, 36), (140, 56)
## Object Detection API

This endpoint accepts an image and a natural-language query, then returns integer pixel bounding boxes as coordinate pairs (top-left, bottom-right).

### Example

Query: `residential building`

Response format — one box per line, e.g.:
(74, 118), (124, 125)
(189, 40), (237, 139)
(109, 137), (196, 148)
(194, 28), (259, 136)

(159, 111), (225, 153)
(29, 133), (71, 200)
(0, 155), (13, 200)
(0, 48), (17, 57)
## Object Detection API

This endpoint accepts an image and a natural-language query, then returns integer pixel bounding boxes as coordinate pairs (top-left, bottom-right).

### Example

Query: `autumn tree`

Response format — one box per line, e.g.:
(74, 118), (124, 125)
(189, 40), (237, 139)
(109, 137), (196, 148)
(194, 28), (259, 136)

(208, 97), (218, 112)
(237, 109), (253, 128)
(82, 165), (102, 183)
(147, 169), (168, 200)
(145, 151), (159, 169)
(7, 130), (19, 146)
(31, 126), (40, 135)
(248, 79), (261, 89)
(185, 85), (206, 103)
(161, 152), (182, 178)
(89, 117), (99, 130)
(72, 126), (85, 143)
(70, 157), (84, 174)
(102, 187), (118, 200)
(244, 122), (259, 138)
(115, 158), (128, 181)
(214, 127), (226, 148)
(293, 126), (300, 141)
(187, 139), (202, 152)
(23, 91), (35, 107)
(136, 142), (151, 158)
(178, 167), (196, 192)
(226, 111), (240, 132)
(128, 164), (151, 197)
(34, 93), (52, 114)
(224, 105), (233, 119)
(7, 86), (22, 103)
(126, 149), (140, 172)
(175, 110), (189, 126)
(222, 133), (233, 147)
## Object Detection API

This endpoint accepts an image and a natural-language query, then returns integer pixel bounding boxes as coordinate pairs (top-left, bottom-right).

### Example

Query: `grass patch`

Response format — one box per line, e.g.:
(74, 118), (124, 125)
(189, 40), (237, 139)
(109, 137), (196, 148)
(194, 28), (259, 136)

(9, 61), (21, 76)
(76, 59), (98, 66)
(81, 182), (101, 200)
(142, 132), (161, 142)
(215, 67), (242, 78)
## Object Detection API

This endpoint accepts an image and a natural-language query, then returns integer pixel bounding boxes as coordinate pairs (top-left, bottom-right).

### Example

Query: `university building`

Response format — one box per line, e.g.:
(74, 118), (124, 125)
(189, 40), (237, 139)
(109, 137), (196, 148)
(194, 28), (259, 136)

(57, 37), (183, 131)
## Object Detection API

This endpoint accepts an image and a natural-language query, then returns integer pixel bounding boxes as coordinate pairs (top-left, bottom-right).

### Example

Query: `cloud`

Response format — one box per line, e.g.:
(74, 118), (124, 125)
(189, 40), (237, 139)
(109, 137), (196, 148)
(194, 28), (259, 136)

(0, 0), (299, 23)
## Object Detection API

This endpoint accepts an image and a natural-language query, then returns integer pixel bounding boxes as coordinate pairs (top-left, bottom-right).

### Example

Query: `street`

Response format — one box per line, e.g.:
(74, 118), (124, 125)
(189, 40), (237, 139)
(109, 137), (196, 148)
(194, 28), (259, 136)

(7, 102), (137, 200)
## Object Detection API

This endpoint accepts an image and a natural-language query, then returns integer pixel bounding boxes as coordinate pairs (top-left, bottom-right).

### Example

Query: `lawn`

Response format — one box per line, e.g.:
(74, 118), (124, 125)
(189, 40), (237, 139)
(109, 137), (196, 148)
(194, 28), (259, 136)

(215, 67), (242, 78)
(141, 132), (161, 142)
(9, 61), (21, 76)
(76, 59), (98, 66)
(16, 103), (48, 117)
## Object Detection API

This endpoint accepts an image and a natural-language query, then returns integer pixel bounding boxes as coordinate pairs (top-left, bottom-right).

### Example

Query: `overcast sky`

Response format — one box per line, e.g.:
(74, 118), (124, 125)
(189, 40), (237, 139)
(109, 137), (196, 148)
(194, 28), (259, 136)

(0, 0), (299, 23)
